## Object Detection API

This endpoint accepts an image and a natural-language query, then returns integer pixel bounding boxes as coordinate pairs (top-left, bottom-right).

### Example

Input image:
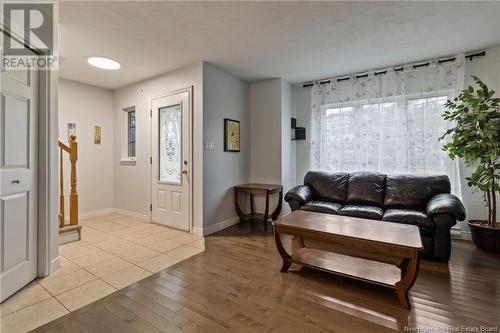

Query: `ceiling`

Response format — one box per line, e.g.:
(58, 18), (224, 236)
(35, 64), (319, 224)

(59, 1), (500, 90)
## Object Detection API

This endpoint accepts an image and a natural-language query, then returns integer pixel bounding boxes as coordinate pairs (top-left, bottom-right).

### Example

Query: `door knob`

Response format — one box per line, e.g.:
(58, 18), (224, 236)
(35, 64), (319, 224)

(11, 179), (20, 184)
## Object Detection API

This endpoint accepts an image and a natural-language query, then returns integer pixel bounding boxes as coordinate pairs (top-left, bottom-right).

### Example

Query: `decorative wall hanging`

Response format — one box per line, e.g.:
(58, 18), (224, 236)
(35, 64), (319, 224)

(94, 125), (102, 144)
(224, 118), (240, 152)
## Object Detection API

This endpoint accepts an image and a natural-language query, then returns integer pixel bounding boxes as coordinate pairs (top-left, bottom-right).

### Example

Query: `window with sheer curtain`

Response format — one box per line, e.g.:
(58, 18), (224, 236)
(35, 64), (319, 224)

(310, 56), (465, 195)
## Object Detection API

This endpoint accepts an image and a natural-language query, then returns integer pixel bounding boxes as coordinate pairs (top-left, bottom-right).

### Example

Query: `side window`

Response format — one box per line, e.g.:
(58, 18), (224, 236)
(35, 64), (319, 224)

(121, 106), (136, 162)
(127, 110), (136, 158)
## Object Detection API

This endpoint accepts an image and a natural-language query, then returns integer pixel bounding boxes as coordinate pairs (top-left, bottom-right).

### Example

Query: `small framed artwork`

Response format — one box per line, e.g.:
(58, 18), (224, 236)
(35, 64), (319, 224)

(94, 125), (102, 144)
(224, 118), (240, 152)
(67, 123), (76, 141)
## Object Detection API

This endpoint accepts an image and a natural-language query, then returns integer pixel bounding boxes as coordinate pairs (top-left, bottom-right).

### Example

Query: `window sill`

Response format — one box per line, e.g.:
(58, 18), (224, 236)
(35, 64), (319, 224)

(120, 159), (136, 165)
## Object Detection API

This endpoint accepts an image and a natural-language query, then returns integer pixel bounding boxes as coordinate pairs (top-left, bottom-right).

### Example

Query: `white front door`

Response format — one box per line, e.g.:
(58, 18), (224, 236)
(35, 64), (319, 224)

(151, 89), (191, 231)
(0, 65), (38, 302)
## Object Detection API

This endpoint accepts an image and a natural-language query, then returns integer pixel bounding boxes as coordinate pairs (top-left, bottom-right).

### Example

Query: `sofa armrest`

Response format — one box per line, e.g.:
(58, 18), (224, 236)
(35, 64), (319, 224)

(426, 193), (466, 221)
(285, 185), (313, 206)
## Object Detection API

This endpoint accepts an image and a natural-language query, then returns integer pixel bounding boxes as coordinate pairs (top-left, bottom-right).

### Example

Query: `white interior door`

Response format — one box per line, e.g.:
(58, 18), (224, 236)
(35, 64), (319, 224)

(151, 89), (191, 231)
(0, 64), (38, 302)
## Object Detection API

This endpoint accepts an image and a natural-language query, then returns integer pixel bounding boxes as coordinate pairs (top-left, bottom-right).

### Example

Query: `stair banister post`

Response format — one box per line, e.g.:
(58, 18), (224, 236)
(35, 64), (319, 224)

(59, 145), (65, 227)
(69, 135), (78, 226)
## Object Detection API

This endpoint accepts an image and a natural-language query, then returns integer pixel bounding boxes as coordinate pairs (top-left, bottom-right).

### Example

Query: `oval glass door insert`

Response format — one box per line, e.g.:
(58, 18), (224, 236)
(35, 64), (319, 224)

(159, 104), (182, 184)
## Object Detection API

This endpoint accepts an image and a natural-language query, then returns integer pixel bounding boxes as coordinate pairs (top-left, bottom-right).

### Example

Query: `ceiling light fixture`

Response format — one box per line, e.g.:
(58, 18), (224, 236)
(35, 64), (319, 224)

(87, 56), (120, 70)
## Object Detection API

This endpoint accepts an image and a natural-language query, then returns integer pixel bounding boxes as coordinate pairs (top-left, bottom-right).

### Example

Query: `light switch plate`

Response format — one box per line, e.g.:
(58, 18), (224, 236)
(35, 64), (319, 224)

(204, 142), (215, 151)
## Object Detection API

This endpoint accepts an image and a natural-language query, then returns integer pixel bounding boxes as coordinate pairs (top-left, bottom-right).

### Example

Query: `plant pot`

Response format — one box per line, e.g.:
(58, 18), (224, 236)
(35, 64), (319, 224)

(467, 220), (500, 253)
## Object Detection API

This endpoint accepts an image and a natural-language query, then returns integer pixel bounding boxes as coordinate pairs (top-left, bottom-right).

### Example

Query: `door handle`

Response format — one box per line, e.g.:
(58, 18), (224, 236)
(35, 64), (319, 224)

(11, 179), (21, 184)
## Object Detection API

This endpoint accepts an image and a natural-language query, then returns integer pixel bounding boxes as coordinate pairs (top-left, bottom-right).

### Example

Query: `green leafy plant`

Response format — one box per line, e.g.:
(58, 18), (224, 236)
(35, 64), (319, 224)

(440, 76), (500, 228)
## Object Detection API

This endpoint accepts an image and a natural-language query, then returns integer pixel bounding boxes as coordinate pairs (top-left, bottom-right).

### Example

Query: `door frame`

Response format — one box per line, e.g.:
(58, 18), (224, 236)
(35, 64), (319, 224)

(0, 34), (57, 280)
(37, 54), (59, 277)
(148, 87), (194, 233)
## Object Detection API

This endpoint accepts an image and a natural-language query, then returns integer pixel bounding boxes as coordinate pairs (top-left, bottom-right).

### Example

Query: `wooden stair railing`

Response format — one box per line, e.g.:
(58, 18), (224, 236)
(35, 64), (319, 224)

(58, 135), (78, 228)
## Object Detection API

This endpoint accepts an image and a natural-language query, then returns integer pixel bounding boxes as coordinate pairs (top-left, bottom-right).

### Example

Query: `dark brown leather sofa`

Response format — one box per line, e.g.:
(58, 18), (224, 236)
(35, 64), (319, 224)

(285, 171), (466, 262)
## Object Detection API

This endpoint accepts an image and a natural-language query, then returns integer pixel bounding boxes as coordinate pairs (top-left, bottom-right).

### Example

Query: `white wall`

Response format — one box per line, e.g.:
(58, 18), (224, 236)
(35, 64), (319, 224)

(58, 79), (114, 215)
(460, 45), (500, 224)
(250, 78), (296, 215)
(281, 80), (295, 214)
(202, 63), (250, 232)
(250, 79), (282, 184)
(292, 45), (500, 231)
(112, 63), (204, 230)
(293, 84), (312, 185)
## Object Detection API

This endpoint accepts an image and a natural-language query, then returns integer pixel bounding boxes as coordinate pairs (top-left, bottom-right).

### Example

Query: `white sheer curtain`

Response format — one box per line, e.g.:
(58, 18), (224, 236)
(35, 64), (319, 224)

(310, 56), (465, 195)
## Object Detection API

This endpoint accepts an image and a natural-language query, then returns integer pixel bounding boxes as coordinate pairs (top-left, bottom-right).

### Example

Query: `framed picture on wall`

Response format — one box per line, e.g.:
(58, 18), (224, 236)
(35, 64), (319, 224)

(224, 118), (240, 152)
(94, 125), (102, 144)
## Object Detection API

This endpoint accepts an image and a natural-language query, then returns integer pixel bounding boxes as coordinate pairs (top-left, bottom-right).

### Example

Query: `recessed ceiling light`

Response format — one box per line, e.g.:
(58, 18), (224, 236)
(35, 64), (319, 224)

(87, 56), (120, 70)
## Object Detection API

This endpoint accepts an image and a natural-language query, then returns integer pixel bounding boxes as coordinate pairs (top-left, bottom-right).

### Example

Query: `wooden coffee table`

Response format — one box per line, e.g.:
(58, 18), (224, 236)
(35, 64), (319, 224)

(272, 210), (423, 309)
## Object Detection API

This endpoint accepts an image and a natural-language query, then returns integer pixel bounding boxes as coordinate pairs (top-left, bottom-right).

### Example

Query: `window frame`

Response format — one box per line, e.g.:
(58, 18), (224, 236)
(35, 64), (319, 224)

(121, 106), (136, 164)
(318, 90), (459, 193)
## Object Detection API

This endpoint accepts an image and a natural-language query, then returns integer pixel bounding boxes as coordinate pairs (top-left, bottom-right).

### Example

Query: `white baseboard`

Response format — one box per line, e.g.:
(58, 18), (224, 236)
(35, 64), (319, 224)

(450, 228), (472, 241)
(461, 230), (472, 241)
(194, 216), (239, 236)
(113, 208), (149, 221)
(77, 208), (115, 221)
(192, 227), (203, 237)
(49, 257), (61, 275)
(59, 225), (82, 245)
(70, 208), (149, 222)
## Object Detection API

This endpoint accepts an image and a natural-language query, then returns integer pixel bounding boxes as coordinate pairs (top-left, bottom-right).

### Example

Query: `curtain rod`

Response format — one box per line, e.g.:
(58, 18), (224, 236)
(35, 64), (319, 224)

(302, 50), (486, 88)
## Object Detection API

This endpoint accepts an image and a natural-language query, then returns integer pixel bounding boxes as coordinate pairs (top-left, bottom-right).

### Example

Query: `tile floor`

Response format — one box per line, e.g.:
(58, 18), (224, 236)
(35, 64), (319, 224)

(0, 214), (204, 333)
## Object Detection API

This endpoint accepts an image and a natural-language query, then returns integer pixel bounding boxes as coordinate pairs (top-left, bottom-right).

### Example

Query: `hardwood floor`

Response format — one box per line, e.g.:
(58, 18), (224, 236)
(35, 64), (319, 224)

(32, 222), (500, 333)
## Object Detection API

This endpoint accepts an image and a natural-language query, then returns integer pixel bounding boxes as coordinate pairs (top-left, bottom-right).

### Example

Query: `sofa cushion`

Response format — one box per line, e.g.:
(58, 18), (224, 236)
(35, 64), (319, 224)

(384, 175), (451, 209)
(301, 201), (342, 215)
(338, 204), (384, 220)
(382, 209), (434, 229)
(346, 172), (386, 206)
(304, 171), (348, 203)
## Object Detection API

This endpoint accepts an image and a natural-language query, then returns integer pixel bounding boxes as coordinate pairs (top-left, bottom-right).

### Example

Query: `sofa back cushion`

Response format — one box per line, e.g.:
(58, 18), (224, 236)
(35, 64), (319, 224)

(384, 175), (451, 209)
(346, 172), (386, 206)
(304, 171), (348, 203)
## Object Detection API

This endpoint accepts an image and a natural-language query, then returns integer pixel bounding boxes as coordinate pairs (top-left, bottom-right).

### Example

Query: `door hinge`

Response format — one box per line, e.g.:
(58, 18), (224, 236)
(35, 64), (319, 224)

(150, 203), (152, 212)
(150, 109), (152, 117)
(150, 156), (152, 164)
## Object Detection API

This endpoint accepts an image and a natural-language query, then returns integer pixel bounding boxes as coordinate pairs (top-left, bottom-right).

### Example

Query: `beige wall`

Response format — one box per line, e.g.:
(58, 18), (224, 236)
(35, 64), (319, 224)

(58, 79), (115, 215)
(112, 63), (204, 230)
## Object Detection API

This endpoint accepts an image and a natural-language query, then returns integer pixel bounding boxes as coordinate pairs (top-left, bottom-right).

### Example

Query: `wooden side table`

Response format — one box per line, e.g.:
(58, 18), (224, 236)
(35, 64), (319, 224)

(234, 183), (283, 231)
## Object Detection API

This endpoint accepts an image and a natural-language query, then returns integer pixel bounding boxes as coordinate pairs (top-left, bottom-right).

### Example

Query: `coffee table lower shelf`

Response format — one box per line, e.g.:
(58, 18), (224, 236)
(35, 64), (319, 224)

(291, 247), (401, 288)
(273, 223), (421, 309)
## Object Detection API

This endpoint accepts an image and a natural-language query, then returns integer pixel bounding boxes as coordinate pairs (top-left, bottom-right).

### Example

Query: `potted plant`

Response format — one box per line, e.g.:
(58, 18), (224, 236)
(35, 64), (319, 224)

(441, 76), (499, 252)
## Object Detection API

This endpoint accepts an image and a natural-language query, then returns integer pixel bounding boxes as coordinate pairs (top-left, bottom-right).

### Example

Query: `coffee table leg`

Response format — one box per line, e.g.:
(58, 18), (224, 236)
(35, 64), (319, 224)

(395, 254), (420, 309)
(271, 189), (283, 220)
(273, 226), (291, 272)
